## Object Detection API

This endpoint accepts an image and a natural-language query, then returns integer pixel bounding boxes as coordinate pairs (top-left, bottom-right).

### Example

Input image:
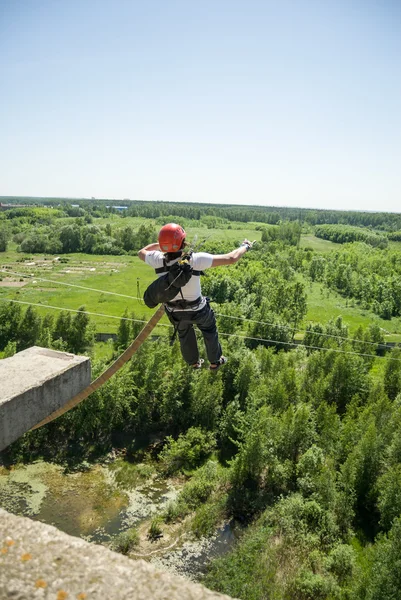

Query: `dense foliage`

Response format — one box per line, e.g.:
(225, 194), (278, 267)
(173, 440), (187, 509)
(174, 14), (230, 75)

(307, 243), (401, 319)
(3, 329), (401, 599)
(15, 220), (156, 255)
(0, 303), (94, 355)
(315, 224), (388, 249)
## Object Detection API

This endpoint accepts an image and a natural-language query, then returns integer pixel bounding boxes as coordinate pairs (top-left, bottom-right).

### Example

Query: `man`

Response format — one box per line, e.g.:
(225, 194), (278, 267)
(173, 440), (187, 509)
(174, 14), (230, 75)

(138, 223), (252, 370)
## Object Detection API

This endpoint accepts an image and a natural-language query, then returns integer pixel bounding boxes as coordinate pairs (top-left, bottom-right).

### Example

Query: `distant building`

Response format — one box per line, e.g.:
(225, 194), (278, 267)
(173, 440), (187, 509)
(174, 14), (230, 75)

(0, 202), (26, 210)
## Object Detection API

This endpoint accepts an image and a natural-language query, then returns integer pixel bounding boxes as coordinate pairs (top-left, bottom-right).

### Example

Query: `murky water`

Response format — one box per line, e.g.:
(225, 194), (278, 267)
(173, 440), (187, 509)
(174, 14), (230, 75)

(150, 522), (239, 581)
(0, 460), (177, 543)
(0, 459), (237, 581)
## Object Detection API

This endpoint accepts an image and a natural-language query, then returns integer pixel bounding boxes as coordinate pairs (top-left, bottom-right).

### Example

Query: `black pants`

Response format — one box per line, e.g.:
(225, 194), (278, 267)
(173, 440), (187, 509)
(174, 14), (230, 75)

(165, 302), (223, 365)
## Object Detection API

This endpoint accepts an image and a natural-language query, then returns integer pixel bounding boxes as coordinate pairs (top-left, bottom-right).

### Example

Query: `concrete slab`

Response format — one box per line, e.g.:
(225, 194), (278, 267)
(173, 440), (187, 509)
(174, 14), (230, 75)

(0, 347), (91, 451)
(0, 509), (235, 600)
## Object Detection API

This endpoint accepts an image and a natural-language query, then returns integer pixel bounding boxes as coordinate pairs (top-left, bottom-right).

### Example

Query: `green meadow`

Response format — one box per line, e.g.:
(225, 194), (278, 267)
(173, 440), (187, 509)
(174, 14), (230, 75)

(301, 276), (401, 342)
(0, 251), (158, 333)
(299, 234), (339, 253)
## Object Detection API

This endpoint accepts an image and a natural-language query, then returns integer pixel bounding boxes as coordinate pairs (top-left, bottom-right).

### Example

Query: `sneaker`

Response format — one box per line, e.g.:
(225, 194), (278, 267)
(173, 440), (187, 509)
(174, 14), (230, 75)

(192, 358), (204, 369)
(209, 356), (228, 371)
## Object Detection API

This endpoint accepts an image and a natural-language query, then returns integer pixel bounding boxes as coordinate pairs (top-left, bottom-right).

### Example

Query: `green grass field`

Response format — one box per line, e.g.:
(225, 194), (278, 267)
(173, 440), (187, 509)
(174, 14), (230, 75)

(299, 234), (339, 253)
(389, 240), (401, 251)
(300, 276), (401, 342)
(0, 251), (158, 332)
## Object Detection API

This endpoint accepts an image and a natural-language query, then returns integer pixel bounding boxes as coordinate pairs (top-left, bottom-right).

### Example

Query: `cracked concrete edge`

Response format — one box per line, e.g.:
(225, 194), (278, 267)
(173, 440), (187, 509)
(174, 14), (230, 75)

(0, 509), (236, 600)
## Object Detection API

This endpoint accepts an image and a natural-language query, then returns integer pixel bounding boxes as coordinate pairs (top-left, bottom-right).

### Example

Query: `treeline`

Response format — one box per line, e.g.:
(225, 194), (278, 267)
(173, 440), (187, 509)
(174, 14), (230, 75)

(0, 205), (156, 255)
(98, 200), (401, 230)
(307, 243), (401, 319)
(12, 222), (156, 255)
(315, 224), (389, 248)
(261, 221), (301, 246)
(2, 197), (401, 230)
(388, 231), (401, 241)
(0, 207), (68, 253)
(0, 303), (94, 355)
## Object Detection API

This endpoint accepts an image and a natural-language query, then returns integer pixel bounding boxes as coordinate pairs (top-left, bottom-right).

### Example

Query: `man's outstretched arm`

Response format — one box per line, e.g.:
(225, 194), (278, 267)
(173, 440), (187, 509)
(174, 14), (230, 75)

(211, 240), (253, 267)
(138, 243), (160, 262)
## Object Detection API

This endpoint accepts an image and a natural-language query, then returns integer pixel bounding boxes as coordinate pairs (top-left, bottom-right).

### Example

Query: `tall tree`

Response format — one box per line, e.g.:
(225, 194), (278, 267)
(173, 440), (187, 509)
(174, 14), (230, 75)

(69, 307), (93, 354)
(52, 311), (72, 345)
(384, 349), (401, 401)
(18, 306), (42, 350)
(0, 303), (22, 350)
(0, 228), (7, 251)
(116, 309), (130, 350)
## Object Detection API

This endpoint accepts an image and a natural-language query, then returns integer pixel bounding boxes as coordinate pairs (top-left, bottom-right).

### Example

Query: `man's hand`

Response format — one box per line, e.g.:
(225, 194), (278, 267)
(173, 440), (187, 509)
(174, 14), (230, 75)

(240, 239), (255, 251)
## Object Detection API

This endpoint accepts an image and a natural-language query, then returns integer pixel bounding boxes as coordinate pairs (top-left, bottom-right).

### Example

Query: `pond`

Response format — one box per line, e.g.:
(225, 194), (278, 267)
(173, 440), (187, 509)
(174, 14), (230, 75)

(0, 457), (238, 581)
(0, 459), (178, 543)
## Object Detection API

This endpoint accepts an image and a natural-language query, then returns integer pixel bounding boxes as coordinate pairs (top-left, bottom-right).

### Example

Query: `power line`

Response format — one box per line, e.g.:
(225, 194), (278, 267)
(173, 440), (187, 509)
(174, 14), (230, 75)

(213, 313), (383, 349)
(0, 297), (169, 327)
(218, 331), (401, 361)
(0, 268), (392, 349)
(1, 297), (400, 362)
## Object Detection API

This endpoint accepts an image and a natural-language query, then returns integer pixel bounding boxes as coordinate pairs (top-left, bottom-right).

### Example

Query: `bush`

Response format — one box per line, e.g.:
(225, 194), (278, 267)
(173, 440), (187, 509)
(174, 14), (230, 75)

(162, 462), (222, 524)
(3, 341), (17, 358)
(113, 527), (139, 555)
(290, 570), (338, 600)
(180, 461), (220, 508)
(158, 427), (216, 475)
(163, 499), (190, 523)
(314, 224), (388, 248)
(326, 543), (355, 584)
(191, 497), (226, 538)
(148, 516), (163, 540)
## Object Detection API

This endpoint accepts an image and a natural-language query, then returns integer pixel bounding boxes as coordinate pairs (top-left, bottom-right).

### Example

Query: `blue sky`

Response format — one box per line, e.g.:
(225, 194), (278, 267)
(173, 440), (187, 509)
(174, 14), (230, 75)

(1, 0), (400, 212)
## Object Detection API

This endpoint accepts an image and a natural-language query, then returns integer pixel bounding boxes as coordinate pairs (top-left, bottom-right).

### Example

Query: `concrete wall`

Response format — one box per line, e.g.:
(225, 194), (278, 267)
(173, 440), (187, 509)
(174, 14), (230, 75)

(0, 508), (235, 600)
(0, 347), (91, 451)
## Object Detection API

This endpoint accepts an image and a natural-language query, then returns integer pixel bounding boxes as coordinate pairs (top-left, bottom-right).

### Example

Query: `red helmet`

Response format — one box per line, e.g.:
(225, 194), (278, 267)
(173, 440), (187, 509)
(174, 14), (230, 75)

(158, 223), (186, 252)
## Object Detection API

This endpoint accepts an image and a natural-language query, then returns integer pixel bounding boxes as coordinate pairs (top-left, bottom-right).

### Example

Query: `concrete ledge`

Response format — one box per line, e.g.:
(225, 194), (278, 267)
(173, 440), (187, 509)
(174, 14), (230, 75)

(0, 509), (235, 600)
(0, 347), (91, 451)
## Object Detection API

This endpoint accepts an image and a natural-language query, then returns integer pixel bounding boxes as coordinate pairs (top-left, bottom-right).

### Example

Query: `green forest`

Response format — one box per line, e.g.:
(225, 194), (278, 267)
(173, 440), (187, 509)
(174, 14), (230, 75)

(1, 198), (401, 599)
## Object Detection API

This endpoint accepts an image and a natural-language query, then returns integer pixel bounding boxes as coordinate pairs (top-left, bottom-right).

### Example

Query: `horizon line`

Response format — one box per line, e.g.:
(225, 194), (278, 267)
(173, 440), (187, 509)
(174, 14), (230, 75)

(1, 195), (400, 217)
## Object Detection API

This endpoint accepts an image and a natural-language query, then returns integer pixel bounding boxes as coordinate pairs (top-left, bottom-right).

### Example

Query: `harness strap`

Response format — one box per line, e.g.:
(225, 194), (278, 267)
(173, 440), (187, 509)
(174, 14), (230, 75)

(166, 296), (202, 309)
(155, 266), (203, 276)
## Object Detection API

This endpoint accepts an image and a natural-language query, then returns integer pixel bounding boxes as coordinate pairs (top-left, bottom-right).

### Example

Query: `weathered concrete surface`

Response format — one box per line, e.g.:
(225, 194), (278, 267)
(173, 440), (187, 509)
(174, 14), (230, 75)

(0, 347), (91, 451)
(0, 509), (235, 600)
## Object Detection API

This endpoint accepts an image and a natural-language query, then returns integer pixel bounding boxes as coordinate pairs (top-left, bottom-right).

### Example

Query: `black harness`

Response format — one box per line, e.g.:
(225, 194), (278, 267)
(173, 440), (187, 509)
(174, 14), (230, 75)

(154, 263), (203, 277)
(155, 262), (202, 307)
(155, 259), (204, 342)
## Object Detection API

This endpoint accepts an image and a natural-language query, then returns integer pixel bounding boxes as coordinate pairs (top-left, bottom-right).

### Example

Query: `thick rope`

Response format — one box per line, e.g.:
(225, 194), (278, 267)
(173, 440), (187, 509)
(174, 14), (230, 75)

(31, 304), (166, 430)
